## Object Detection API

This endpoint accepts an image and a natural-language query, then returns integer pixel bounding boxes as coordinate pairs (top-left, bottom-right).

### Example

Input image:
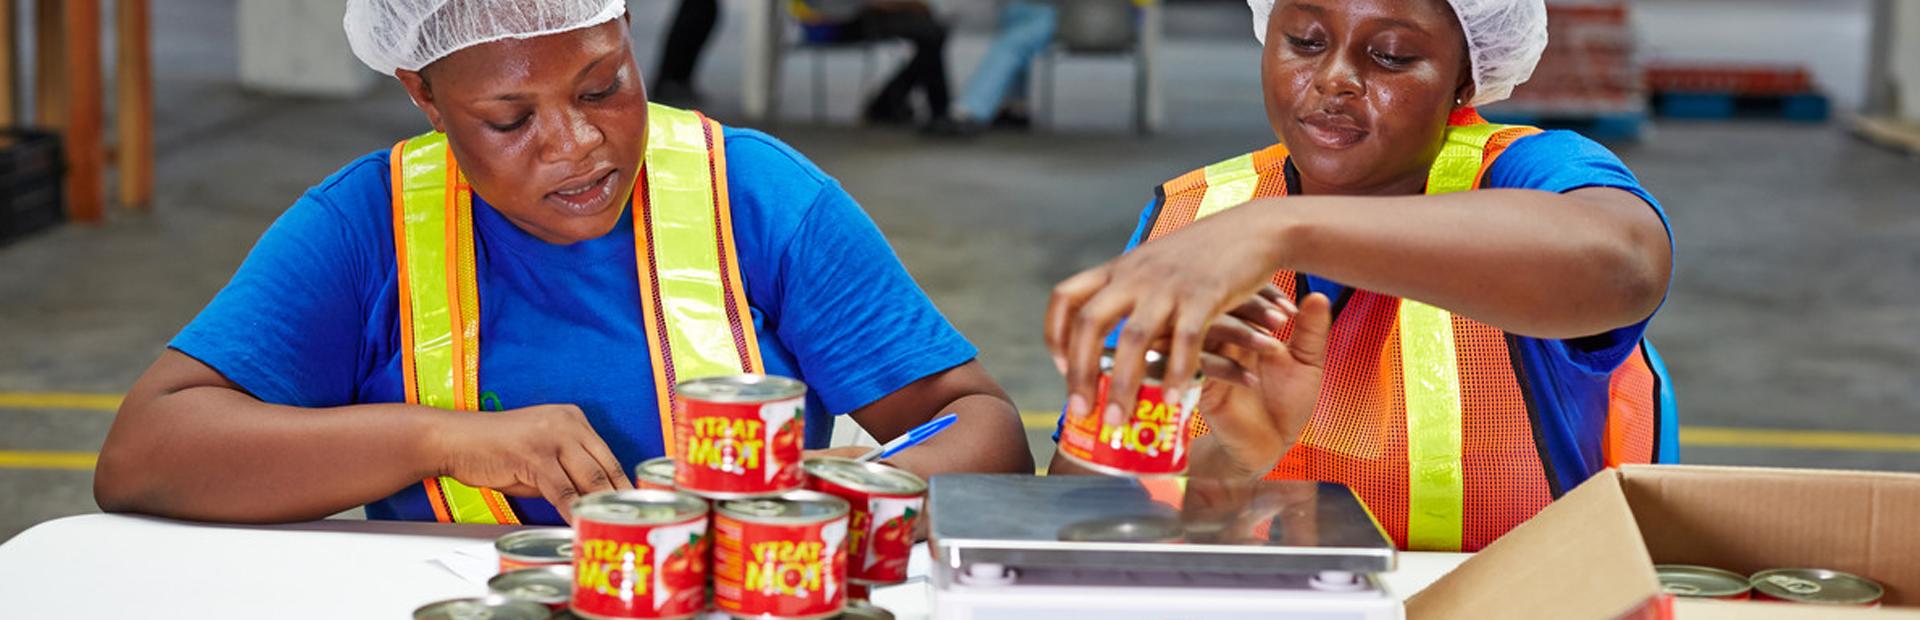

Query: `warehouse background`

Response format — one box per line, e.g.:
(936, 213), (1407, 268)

(2, 0), (1918, 541)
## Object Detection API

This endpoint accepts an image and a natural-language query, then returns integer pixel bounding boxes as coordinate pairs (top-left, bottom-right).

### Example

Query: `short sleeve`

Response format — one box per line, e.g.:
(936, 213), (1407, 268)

(168, 156), (389, 407)
(1483, 130), (1673, 374)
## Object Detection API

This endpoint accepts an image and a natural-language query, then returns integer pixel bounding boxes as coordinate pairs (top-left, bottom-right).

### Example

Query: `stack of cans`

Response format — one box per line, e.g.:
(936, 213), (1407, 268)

(425, 374), (925, 620)
(1656, 564), (1884, 607)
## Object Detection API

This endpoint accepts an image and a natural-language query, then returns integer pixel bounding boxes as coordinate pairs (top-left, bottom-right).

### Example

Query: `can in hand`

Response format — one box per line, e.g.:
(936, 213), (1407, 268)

(1057, 349), (1201, 476)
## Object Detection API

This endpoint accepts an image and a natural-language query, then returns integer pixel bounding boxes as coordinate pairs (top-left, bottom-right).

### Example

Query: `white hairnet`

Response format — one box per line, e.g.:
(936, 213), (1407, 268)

(344, 0), (627, 76)
(1246, 0), (1547, 107)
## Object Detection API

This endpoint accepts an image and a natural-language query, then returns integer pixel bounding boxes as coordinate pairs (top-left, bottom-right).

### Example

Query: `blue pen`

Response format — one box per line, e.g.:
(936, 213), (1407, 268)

(858, 413), (959, 462)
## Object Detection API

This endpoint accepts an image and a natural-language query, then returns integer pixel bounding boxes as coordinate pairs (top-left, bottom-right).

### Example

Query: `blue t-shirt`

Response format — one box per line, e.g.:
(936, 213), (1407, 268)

(171, 127), (978, 524)
(1067, 130), (1673, 494)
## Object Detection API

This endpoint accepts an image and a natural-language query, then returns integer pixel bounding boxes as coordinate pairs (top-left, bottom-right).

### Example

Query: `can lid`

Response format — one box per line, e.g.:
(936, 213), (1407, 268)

(412, 596), (551, 620)
(487, 566), (572, 604)
(677, 374), (808, 403)
(1099, 349), (1201, 381)
(839, 600), (898, 620)
(1654, 564), (1750, 598)
(493, 528), (573, 561)
(572, 489), (708, 524)
(720, 490), (850, 523)
(1751, 568), (1884, 604)
(634, 456), (676, 484)
(1056, 515), (1186, 543)
(803, 457), (927, 496)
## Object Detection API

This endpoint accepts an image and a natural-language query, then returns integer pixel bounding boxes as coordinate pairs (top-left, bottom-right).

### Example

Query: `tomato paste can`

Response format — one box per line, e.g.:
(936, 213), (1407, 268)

(801, 457), (925, 585)
(1750, 568), (1884, 606)
(413, 597), (551, 620)
(845, 583), (871, 602)
(1654, 565), (1751, 600)
(674, 375), (808, 498)
(713, 491), (852, 619)
(490, 565), (573, 610)
(496, 527), (576, 572)
(570, 489), (712, 619)
(636, 456), (678, 491)
(1057, 349), (1201, 476)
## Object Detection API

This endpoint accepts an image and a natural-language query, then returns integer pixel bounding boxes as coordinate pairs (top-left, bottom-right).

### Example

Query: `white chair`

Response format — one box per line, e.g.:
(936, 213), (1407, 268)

(1033, 0), (1155, 134)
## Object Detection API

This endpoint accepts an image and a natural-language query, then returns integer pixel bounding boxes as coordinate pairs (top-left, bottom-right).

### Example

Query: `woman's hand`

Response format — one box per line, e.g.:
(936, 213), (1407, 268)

(1188, 293), (1333, 480)
(427, 404), (633, 522)
(1045, 204), (1292, 428)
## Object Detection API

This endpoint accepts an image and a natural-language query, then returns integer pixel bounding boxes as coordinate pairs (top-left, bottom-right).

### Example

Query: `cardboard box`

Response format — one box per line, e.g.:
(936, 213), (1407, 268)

(1409, 465), (1920, 619)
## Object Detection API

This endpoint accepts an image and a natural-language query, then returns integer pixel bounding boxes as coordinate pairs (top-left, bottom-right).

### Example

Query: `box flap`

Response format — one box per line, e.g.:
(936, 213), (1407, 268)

(1675, 599), (1920, 619)
(1620, 465), (1920, 606)
(1409, 470), (1661, 620)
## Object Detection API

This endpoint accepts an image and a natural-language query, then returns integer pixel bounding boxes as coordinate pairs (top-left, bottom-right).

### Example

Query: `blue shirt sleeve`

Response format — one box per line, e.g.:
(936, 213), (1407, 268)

(1482, 130), (1673, 375)
(722, 129), (978, 416)
(168, 153), (391, 407)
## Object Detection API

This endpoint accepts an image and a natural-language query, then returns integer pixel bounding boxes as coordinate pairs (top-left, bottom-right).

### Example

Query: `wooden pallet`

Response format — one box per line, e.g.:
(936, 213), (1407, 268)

(1850, 116), (1920, 158)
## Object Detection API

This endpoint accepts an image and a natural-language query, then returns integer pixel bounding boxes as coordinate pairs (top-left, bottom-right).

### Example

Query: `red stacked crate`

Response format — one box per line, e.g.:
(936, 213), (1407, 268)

(1481, 0), (1645, 139)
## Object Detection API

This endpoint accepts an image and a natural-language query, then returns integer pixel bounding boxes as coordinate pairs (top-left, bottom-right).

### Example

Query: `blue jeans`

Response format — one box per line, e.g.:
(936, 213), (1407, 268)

(955, 1), (1057, 121)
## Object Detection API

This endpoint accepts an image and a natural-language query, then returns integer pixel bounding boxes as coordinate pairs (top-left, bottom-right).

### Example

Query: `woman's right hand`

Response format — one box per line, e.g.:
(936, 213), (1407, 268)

(427, 404), (633, 522)
(1188, 293), (1333, 480)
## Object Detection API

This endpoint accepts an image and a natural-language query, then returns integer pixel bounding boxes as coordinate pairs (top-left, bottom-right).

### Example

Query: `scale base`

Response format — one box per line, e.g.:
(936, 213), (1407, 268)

(929, 560), (1401, 620)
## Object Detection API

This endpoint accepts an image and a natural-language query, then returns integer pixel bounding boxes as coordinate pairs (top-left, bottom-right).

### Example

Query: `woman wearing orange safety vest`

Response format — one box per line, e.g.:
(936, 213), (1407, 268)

(1046, 0), (1677, 552)
(95, 0), (1032, 526)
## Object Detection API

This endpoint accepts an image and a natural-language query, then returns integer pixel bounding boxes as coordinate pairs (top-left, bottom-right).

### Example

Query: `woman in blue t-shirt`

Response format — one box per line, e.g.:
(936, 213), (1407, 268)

(93, 1), (1032, 525)
(1044, 0), (1675, 550)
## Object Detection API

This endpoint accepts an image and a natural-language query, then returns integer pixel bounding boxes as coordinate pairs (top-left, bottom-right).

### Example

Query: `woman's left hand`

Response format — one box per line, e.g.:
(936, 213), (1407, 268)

(1045, 204), (1291, 427)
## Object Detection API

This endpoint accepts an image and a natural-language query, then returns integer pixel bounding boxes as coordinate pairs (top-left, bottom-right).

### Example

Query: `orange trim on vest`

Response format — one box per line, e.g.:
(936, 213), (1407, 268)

(389, 142), (452, 524)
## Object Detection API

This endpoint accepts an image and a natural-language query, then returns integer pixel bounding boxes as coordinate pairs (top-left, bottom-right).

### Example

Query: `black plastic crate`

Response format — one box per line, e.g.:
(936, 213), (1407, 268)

(0, 129), (66, 246)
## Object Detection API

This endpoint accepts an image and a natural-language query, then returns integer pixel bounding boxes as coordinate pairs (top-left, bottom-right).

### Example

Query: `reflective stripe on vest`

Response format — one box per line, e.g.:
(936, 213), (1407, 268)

(1152, 110), (1662, 551)
(390, 103), (762, 524)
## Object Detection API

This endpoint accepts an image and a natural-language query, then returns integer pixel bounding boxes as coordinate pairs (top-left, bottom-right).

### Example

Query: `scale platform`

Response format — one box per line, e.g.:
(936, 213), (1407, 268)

(926, 475), (1401, 620)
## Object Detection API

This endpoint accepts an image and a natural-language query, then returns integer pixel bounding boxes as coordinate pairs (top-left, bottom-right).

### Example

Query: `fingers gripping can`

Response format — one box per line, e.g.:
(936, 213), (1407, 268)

(496, 528), (576, 573)
(570, 490), (712, 619)
(635, 456), (677, 492)
(802, 457), (927, 585)
(674, 375), (808, 498)
(713, 491), (852, 619)
(1058, 350), (1201, 476)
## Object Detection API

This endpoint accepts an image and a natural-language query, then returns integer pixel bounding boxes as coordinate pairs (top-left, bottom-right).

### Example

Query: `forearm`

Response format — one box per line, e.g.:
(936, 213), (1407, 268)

(1257, 188), (1669, 338)
(96, 384), (446, 523)
(880, 393), (1033, 478)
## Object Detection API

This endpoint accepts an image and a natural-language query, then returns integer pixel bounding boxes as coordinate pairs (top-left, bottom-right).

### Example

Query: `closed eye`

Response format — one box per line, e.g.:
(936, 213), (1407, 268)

(488, 115), (530, 133)
(582, 77), (622, 102)
(1371, 49), (1419, 67)
(1284, 34), (1326, 53)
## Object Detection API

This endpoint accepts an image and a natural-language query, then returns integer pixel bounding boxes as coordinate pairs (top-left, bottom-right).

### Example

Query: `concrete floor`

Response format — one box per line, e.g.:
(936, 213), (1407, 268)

(3, 1), (1918, 543)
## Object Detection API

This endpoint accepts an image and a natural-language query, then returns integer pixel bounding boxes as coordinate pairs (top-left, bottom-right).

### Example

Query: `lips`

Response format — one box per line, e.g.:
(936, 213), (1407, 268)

(1298, 112), (1369, 150)
(542, 167), (619, 216)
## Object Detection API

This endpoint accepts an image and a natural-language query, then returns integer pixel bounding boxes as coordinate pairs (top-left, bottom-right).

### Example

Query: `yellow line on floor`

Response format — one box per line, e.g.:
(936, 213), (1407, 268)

(0, 392), (121, 412)
(1680, 426), (1920, 453)
(1019, 412), (1920, 454)
(0, 451), (98, 470)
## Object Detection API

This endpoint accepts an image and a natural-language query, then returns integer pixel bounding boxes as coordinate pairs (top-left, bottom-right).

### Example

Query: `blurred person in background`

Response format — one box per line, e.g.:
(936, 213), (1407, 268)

(652, 0), (719, 107)
(1046, 0), (1676, 552)
(793, 0), (956, 132)
(948, 0), (1057, 134)
(93, 0), (1030, 527)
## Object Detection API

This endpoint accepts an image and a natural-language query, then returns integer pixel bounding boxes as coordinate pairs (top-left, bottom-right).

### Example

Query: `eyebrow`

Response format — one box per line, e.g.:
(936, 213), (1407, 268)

(1283, 2), (1434, 36)
(479, 46), (625, 103)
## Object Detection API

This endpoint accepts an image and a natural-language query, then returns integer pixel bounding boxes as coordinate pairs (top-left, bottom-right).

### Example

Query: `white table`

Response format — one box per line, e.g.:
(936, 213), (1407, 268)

(0, 514), (1467, 618)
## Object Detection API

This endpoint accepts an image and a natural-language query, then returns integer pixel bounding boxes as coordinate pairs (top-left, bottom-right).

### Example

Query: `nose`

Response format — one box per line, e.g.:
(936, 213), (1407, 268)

(1311, 49), (1364, 102)
(539, 105), (606, 165)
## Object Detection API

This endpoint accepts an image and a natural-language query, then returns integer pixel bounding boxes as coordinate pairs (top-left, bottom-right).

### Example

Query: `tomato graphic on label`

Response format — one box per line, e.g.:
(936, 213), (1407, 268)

(772, 417), (801, 454)
(659, 532), (707, 592)
(869, 509), (916, 574)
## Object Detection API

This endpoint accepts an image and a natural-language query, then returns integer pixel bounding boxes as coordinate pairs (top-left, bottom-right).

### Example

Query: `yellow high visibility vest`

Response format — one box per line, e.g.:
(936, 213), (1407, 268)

(388, 103), (765, 524)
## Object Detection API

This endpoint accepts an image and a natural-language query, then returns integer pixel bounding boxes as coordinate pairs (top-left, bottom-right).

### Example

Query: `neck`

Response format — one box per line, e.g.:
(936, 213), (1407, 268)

(1296, 169), (1429, 197)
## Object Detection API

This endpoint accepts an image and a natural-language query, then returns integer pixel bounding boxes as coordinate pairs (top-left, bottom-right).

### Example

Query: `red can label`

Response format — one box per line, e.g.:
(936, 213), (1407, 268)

(674, 398), (805, 497)
(713, 513), (849, 618)
(571, 516), (708, 618)
(1058, 376), (1198, 476)
(806, 480), (921, 584)
(500, 555), (569, 574)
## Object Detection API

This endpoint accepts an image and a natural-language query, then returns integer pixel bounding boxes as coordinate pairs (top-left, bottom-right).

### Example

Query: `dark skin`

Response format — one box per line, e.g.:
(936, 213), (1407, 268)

(95, 19), (1030, 524)
(1047, 0), (1672, 477)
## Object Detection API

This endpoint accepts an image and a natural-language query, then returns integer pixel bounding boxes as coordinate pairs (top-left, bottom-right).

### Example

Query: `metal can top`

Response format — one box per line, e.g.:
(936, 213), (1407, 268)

(1654, 564), (1751, 598)
(839, 599), (897, 620)
(803, 457), (927, 496)
(719, 490), (850, 524)
(1098, 349), (1201, 382)
(572, 489), (708, 525)
(634, 456), (675, 485)
(412, 596), (551, 620)
(1056, 515), (1186, 544)
(494, 528), (573, 562)
(487, 566), (572, 604)
(1751, 568), (1884, 605)
(677, 374), (807, 403)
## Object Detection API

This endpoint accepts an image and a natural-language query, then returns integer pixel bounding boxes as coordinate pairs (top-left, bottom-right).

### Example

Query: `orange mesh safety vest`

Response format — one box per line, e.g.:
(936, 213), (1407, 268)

(1155, 110), (1660, 551)
(389, 104), (764, 524)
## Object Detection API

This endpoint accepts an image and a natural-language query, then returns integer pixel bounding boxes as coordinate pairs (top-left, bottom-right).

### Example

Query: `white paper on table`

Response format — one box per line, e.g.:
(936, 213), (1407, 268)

(429, 542), (501, 585)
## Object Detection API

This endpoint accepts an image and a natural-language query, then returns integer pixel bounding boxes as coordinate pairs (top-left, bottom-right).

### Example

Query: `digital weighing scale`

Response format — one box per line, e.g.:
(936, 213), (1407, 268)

(928, 475), (1401, 619)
